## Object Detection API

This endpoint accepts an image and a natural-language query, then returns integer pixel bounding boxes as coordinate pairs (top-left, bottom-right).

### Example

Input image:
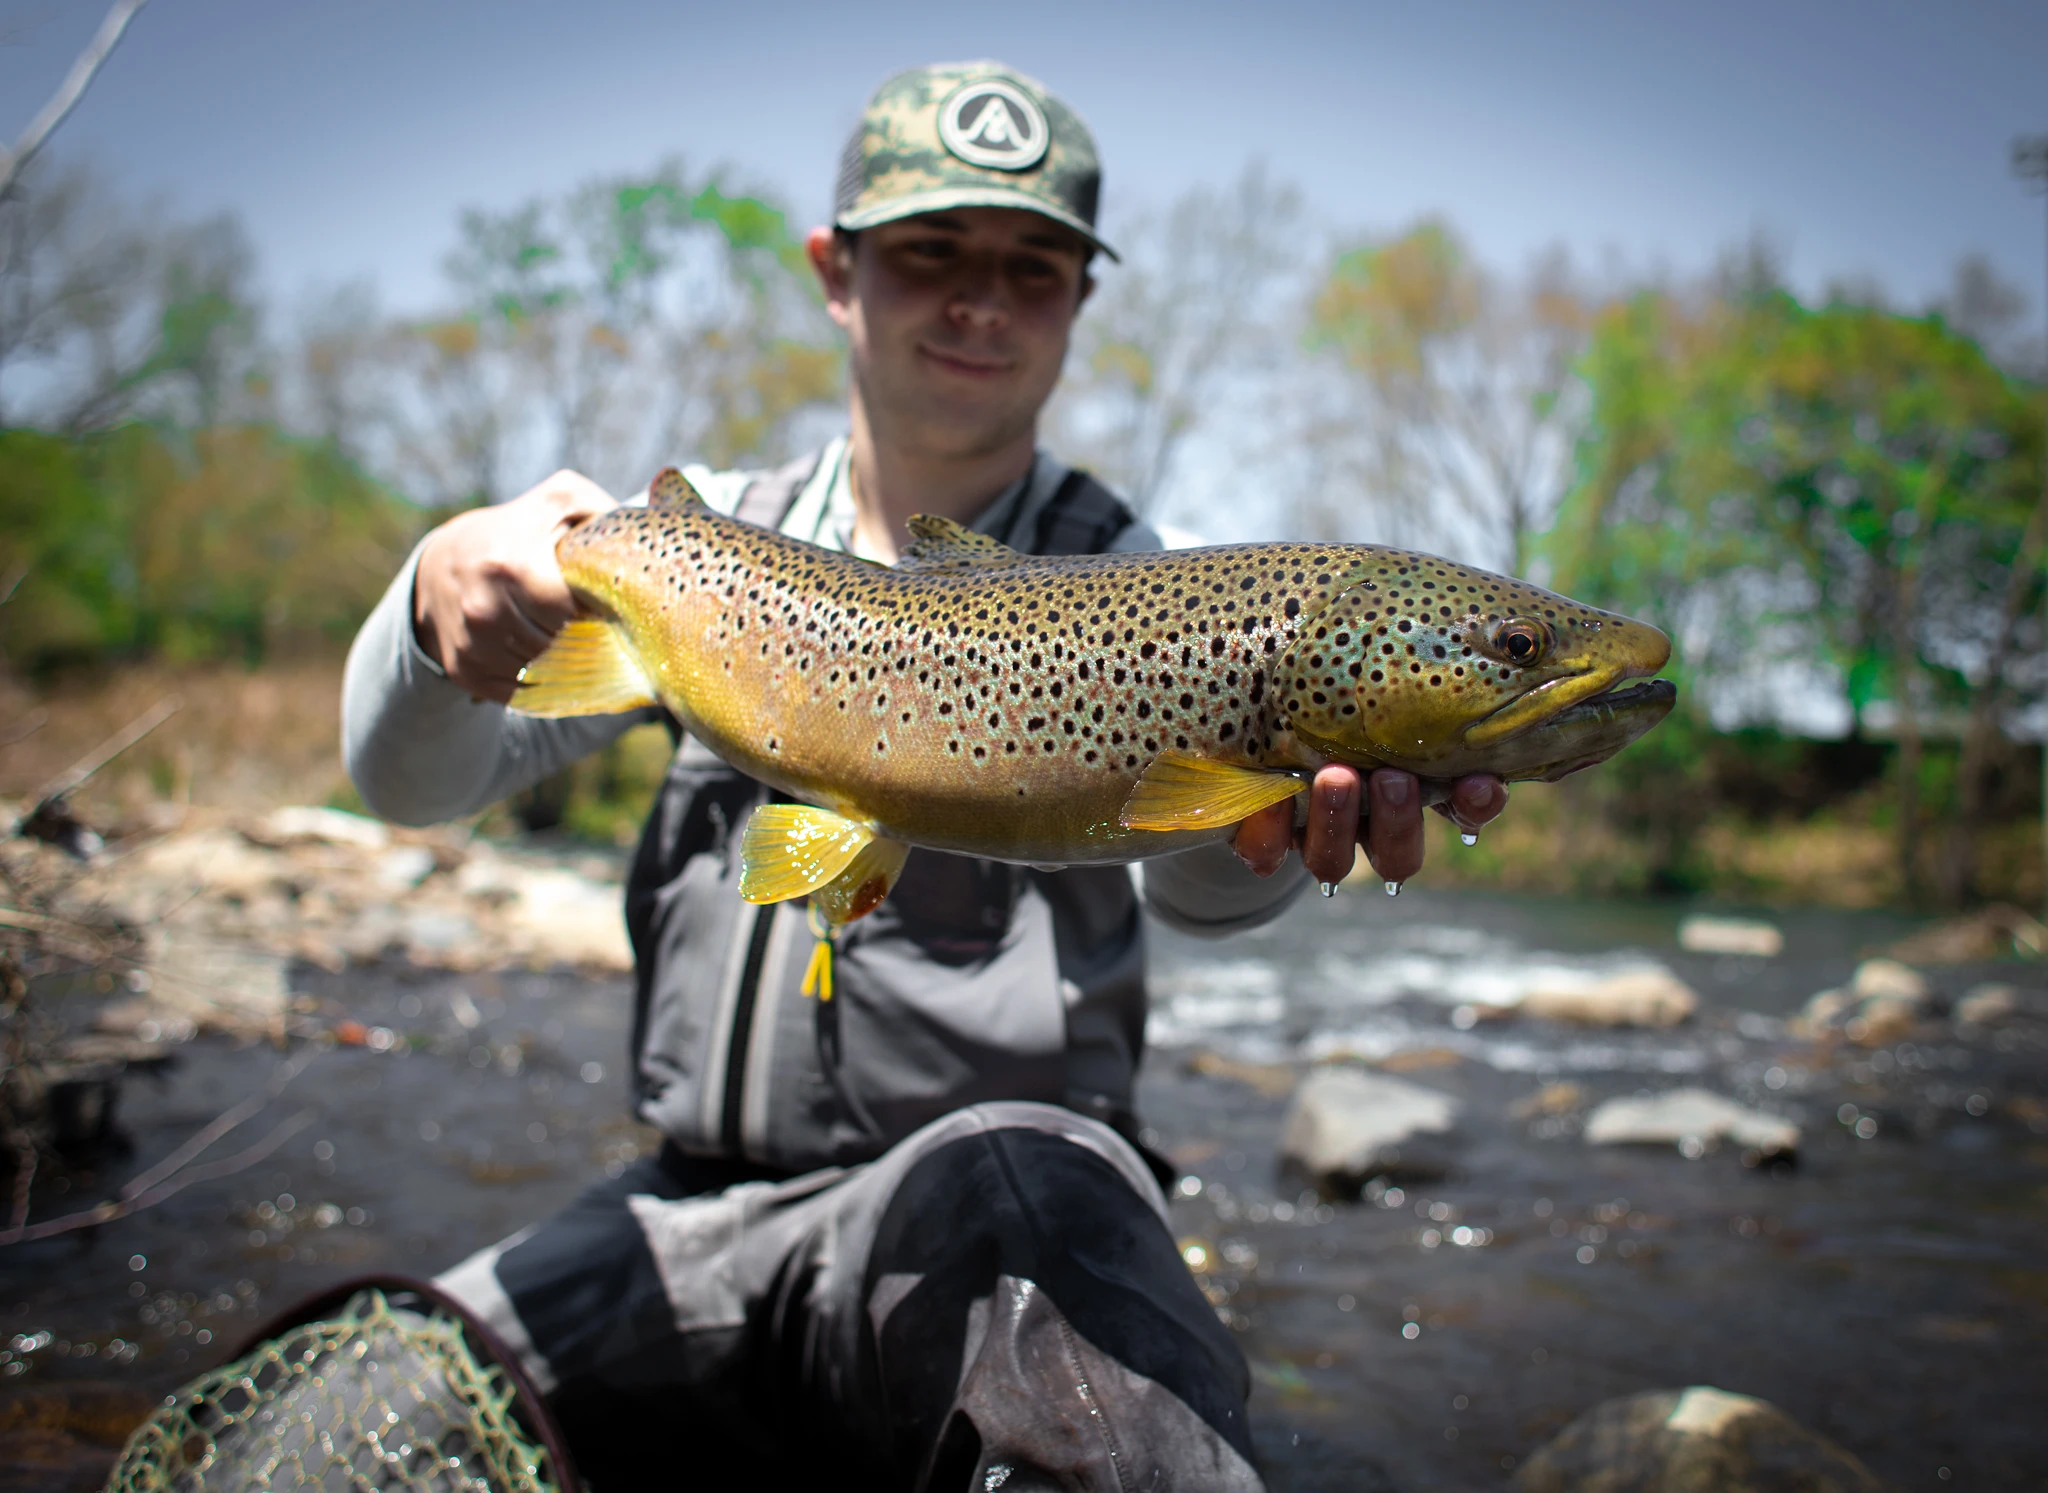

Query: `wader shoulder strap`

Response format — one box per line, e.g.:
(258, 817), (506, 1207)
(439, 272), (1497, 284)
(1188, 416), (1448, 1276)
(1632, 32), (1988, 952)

(734, 450), (826, 531)
(1031, 468), (1138, 557)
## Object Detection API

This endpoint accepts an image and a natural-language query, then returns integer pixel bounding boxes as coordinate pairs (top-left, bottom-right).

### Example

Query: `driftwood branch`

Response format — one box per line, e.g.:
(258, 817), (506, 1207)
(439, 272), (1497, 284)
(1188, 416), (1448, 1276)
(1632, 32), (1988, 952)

(0, 1108), (314, 1246)
(0, 0), (152, 200)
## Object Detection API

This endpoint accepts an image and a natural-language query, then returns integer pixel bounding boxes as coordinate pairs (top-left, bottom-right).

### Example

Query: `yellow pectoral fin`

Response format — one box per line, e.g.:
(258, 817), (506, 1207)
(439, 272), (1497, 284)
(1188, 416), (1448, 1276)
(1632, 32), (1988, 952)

(1118, 753), (1307, 833)
(510, 618), (660, 718)
(739, 804), (876, 905)
(810, 837), (911, 926)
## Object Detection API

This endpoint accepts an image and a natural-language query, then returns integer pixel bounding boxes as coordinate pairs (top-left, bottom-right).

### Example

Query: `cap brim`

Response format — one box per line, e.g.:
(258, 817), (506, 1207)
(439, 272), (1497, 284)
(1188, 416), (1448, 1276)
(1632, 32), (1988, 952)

(836, 185), (1119, 263)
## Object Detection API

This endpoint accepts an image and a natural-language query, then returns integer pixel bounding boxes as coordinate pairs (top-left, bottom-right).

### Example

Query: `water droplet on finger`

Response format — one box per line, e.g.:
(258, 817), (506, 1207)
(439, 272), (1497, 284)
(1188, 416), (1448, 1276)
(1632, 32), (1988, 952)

(1319, 882), (1336, 899)
(1460, 831), (1479, 847)
(1385, 881), (1403, 898)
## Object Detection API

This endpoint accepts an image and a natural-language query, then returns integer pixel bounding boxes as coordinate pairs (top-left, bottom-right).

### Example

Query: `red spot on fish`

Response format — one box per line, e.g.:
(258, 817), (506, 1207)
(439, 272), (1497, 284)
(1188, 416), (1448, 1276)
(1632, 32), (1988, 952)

(848, 876), (889, 920)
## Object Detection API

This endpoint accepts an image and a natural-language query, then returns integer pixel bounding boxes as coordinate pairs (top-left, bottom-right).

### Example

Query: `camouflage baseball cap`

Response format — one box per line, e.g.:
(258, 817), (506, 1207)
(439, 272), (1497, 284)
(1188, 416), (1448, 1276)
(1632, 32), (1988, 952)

(833, 61), (1118, 261)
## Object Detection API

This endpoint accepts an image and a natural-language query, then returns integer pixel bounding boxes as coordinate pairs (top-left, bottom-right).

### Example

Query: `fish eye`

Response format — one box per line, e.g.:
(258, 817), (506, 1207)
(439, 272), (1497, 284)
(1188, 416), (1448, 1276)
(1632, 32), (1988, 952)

(1494, 620), (1550, 665)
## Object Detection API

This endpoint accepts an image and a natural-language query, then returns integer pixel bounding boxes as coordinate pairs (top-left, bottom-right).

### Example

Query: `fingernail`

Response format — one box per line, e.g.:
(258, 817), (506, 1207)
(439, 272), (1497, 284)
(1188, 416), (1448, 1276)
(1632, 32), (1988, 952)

(1385, 880), (1403, 897)
(1379, 774), (1411, 807)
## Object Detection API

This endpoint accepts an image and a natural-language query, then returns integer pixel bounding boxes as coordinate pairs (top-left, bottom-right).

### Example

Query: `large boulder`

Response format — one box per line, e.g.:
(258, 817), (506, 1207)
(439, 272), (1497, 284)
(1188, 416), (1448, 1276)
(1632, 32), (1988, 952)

(1278, 1066), (1460, 1186)
(1583, 1088), (1798, 1160)
(1515, 1385), (1892, 1492)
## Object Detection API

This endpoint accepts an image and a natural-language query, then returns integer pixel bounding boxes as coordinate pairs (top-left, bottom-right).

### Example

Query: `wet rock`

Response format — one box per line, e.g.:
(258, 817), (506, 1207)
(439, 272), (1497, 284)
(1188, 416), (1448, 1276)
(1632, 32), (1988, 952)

(1676, 915), (1783, 958)
(1886, 902), (2046, 963)
(1845, 996), (1920, 1047)
(1511, 1081), (1586, 1121)
(1850, 958), (1927, 1004)
(112, 828), (289, 909)
(1278, 1066), (1461, 1186)
(372, 844), (437, 889)
(246, 804), (391, 852)
(140, 928), (292, 1038)
(1583, 1088), (1798, 1159)
(1514, 1385), (1891, 1493)
(1955, 983), (2019, 1026)
(1184, 1049), (1298, 1097)
(0, 1382), (159, 1493)
(1521, 967), (1698, 1028)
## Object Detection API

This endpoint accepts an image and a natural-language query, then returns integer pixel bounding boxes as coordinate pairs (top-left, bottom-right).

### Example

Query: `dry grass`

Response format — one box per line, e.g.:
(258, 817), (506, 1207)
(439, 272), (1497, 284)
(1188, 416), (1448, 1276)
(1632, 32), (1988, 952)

(0, 659), (353, 823)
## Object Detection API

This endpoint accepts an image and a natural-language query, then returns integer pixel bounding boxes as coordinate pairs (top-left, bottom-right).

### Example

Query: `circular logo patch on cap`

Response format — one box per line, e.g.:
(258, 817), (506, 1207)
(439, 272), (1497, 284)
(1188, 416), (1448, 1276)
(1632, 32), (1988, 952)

(938, 79), (1049, 172)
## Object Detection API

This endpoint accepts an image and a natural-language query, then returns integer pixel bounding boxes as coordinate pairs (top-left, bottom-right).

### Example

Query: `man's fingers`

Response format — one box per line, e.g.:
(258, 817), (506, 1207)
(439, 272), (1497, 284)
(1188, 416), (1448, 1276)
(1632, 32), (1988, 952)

(1299, 765), (1361, 886)
(1231, 798), (1296, 878)
(1437, 774), (1509, 832)
(1364, 769), (1426, 885)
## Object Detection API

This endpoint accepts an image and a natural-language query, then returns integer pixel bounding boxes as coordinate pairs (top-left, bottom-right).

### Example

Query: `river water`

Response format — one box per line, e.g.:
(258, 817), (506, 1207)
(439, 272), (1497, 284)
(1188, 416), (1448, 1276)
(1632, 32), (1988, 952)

(5, 885), (2045, 1491)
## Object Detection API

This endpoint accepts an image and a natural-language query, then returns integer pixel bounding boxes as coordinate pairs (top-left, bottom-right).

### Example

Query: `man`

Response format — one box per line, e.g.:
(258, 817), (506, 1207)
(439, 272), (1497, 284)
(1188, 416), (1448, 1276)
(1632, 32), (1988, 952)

(343, 61), (1506, 1490)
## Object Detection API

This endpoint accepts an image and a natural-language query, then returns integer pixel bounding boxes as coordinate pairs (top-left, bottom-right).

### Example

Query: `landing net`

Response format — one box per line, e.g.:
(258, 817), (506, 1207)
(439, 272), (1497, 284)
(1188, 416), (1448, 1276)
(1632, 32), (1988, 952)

(105, 1287), (562, 1492)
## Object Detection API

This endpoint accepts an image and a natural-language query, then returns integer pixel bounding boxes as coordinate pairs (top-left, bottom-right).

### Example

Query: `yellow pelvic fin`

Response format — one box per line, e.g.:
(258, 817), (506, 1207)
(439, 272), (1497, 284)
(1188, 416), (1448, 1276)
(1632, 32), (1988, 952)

(509, 618), (660, 718)
(739, 804), (875, 905)
(896, 514), (1029, 571)
(647, 467), (708, 506)
(1118, 753), (1307, 833)
(810, 837), (911, 926)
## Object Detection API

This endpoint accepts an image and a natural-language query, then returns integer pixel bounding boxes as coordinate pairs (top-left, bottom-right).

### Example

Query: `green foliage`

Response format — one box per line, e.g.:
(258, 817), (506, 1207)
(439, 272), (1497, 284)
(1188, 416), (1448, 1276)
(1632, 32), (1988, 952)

(1543, 284), (2044, 895)
(0, 422), (423, 672)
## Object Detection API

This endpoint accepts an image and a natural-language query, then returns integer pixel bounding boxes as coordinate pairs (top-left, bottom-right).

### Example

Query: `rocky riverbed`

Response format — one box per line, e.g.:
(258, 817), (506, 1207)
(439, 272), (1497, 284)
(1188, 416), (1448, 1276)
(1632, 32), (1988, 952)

(1, 812), (2044, 1490)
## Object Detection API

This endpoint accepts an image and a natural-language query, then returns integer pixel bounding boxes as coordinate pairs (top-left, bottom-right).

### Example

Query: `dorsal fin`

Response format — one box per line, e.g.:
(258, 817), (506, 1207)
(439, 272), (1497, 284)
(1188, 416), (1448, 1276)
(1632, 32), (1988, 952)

(895, 514), (1029, 571)
(647, 467), (707, 506)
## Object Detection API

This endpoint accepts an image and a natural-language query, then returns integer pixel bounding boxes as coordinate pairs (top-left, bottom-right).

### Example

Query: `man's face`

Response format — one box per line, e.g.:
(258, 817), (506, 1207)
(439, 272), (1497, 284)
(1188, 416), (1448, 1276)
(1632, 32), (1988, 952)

(810, 206), (1094, 461)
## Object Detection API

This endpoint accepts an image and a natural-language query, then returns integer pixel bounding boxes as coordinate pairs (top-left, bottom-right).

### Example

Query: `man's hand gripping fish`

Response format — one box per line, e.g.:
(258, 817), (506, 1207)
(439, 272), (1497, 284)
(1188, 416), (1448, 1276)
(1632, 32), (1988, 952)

(512, 470), (1675, 948)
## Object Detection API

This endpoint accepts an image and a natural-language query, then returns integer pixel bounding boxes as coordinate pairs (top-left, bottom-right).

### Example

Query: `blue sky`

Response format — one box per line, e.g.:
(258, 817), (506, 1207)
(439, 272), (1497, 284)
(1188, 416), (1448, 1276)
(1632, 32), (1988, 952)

(4, 0), (2045, 320)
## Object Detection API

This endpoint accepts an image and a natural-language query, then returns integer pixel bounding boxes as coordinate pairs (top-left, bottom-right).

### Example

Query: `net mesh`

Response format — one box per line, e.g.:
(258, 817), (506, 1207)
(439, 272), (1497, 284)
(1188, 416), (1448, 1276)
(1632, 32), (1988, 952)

(105, 1287), (563, 1492)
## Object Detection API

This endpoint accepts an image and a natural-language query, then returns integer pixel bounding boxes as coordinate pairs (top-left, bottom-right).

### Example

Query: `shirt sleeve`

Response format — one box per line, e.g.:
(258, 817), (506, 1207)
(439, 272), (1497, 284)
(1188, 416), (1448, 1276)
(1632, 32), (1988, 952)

(1135, 839), (1314, 938)
(340, 538), (660, 827)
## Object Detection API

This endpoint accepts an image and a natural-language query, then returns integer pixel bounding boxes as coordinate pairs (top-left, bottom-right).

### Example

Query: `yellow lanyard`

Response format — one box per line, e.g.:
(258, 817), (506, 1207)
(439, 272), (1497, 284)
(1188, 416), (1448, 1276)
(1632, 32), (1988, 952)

(800, 904), (838, 1002)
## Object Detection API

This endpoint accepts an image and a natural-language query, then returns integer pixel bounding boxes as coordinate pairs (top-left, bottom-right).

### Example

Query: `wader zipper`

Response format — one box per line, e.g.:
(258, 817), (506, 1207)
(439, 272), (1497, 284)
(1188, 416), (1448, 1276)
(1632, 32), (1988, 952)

(720, 903), (777, 1153)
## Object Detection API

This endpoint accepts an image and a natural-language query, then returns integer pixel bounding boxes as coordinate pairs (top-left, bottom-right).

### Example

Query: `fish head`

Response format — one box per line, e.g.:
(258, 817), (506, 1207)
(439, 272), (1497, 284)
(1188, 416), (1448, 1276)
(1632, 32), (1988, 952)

(1278, 553), (1674, 782)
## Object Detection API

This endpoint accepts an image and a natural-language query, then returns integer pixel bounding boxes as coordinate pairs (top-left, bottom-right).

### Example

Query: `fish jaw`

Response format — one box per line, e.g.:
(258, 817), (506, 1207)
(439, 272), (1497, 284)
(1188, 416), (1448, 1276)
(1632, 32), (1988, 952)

(1463, 616), (1671, 750)
(1469, 678), (1677, 783)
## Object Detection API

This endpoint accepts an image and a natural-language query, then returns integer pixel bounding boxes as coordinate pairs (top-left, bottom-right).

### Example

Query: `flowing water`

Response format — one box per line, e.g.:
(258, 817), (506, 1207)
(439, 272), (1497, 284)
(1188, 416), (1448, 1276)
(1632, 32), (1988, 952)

(4, 885), (2044, 1490)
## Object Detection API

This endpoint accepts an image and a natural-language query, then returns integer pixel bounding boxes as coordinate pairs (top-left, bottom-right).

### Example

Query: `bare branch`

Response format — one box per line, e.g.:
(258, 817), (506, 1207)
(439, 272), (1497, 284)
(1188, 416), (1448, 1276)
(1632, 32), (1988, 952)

(0, 0), (151, 200)
(0, 1108), (315, 1247)
(22, 694), (180, 807)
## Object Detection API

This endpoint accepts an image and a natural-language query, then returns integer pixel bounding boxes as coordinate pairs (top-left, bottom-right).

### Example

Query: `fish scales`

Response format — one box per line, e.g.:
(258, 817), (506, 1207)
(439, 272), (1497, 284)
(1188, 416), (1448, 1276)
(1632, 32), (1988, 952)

(523, 472), (1675, 881)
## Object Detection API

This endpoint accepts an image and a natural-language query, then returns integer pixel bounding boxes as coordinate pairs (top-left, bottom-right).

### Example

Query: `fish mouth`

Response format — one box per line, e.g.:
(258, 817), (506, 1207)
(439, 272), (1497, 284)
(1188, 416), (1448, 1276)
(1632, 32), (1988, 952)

(1511, 678), (1678, 783)
(1544, 677), (1675, 726)
(1464, 666), (1626, 748)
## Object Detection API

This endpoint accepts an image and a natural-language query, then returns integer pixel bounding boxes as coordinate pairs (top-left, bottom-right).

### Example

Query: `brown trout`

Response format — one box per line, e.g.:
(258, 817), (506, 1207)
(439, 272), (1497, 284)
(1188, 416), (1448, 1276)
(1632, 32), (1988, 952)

(512, 470), (1674, 926)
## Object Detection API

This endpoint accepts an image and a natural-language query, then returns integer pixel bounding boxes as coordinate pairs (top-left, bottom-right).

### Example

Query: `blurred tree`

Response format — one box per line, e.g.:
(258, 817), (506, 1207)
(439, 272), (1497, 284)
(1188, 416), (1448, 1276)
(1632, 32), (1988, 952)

(372, 160), (838, 506)
(1548, 284), (2042, 904)
(1304, 219), (1591, 573)
(0, 159), (263, 433)
(0, 422), (418, 672)
(1044, 165), (1306, 521)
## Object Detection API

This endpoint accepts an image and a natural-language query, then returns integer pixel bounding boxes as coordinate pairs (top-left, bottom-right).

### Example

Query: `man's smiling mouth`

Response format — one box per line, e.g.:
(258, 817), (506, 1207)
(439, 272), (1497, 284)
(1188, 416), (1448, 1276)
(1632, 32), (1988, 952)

(920, 344), (1012, 376)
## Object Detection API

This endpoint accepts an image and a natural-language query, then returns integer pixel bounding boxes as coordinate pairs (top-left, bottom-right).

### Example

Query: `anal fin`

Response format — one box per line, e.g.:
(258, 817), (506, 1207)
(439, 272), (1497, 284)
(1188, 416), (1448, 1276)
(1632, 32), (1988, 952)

(739, 804), (875, 906)
(811, 837), (910, 926)
(510, 618), (659, 717)
(1118, 753), (1306, 833)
